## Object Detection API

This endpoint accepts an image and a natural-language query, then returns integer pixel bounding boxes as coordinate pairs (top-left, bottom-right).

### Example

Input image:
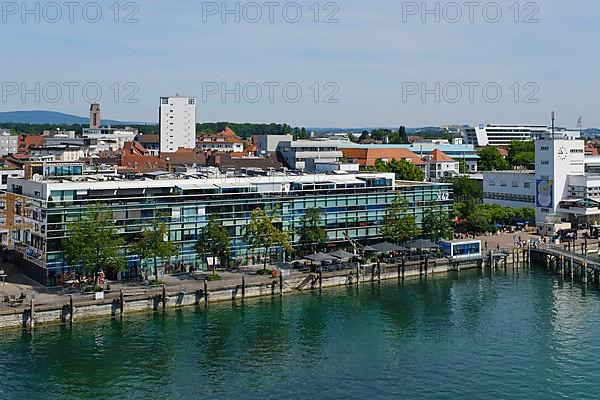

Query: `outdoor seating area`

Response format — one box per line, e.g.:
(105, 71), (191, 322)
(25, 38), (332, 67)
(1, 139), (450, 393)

(3, 292), (27, 307)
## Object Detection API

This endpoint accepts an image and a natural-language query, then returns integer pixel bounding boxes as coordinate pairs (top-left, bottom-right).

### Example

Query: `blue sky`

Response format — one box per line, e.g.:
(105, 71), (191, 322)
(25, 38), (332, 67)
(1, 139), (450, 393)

(1, 0), (598, 128)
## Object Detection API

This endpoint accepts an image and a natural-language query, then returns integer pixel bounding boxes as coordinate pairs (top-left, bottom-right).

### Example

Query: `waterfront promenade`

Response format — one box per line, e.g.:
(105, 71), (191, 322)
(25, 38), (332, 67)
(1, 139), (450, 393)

(0, 231), (595, 329)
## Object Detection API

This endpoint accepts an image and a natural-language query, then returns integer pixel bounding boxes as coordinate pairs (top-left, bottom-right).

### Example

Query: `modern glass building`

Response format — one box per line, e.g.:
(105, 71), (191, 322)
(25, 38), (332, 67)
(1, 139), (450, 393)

(6, 164), (452, 286)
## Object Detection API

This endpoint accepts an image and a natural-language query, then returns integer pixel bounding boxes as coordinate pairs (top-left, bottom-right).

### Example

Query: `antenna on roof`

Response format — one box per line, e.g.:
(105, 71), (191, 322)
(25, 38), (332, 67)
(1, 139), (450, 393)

(551, 111), (555, 138)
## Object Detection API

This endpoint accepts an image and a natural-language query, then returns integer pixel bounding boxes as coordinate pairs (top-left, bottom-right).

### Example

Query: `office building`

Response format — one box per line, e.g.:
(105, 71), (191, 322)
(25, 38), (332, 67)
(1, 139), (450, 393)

(465, 124), (580, 147)
(277, 140), (343, 170)
(338, 142), (480, 173)
(6, 168), (452, 285)
(159, 96), (197, 153)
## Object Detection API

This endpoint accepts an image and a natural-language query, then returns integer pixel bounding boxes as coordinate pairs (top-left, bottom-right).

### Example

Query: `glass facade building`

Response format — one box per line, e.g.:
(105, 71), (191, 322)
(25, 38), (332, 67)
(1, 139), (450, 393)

(6, 171), (452, 286)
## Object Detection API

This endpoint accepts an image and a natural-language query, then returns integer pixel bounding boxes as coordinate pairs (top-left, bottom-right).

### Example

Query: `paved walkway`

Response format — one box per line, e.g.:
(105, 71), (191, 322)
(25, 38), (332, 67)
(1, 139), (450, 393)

(1, 231), (596, 313)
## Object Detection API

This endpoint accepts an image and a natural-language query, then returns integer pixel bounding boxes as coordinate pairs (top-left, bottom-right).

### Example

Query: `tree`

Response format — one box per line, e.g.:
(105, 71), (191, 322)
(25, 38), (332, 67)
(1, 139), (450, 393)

(511, 152), (535, 168)
(370, 159), (424, 181)
(195, 216), (231, 275)
(458, 160), (468, 174)
(135, 218), (178, 281)
(245, 208), (293, 270)
(298, 208), (328, 255)
(381, 196), (420, 243)
(422, 205), (453, 241)
(508, 140), (535, 167)
(452, 176), (483, 202)
(477, 146), (511, 171)
(63, 205), (126, 280)
(398, 126), (409, 144)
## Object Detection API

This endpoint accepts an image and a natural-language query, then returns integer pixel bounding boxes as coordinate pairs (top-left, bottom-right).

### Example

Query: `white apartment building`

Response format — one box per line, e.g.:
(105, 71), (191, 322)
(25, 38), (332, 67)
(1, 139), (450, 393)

(277, 140), (343, 170)
(159, 96), (196, 153)
(82, 127), (138, 152)
(0, 130), (18, 156)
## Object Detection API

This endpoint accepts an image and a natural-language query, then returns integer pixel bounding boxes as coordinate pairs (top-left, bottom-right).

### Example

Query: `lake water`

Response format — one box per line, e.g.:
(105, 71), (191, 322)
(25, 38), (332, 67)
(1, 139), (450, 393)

(1, 266), (599, 400)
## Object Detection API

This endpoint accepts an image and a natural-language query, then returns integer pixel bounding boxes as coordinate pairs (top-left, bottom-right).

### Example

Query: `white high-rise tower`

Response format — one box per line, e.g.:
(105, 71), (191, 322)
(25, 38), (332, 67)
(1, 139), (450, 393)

(159, 95), (196, 153)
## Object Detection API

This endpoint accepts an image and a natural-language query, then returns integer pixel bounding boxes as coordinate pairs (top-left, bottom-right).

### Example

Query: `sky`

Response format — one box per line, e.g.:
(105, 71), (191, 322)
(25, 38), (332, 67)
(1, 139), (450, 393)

(0, 0), (598, 128)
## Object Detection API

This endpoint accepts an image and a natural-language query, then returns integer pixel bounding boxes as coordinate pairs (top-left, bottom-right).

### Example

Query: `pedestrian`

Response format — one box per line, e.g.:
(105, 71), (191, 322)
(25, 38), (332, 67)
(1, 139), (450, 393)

(485, 241), (488, 249)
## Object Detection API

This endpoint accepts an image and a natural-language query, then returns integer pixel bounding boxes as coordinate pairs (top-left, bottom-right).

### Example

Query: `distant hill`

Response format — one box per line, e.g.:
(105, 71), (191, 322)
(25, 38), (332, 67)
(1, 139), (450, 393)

(0, 110), (134, 125)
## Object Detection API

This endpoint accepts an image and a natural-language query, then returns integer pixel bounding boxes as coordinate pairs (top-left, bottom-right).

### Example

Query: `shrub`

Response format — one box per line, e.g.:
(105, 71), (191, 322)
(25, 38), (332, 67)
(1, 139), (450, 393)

(149, 280), (166, 286)
(256, 269), (273, 276)
(84, 285), (104, 293)
(206, 274), (222, 281)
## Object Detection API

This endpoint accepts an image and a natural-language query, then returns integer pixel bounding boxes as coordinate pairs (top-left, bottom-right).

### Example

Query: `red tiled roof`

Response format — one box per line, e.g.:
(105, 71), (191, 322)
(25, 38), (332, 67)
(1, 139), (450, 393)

(340, 147), (425, 166)
(19, 135), (45, 152)
(428, 149), (455, 162)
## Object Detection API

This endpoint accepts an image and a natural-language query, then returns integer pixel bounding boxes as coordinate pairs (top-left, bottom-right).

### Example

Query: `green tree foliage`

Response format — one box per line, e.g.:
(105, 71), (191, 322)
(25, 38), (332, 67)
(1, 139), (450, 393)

(452, 176), (483, 202)
(63, 205), (126, 278)
(422, 205), (453, 241)
(381, 196), (420, 243)
(135, 218), (178, 281)
(245, 208), (292, 270)
(511, 152), (535, 168)
(365, 127), (411, 144)
(477, 146), (511, 171)
(398, 126), (409, 144)
(368, 159), (424, 182)
(196, 122), (300, 139)
(298, 208), (328, 255)
(454, 203), (535, 233)
(195, 215), (231, 275)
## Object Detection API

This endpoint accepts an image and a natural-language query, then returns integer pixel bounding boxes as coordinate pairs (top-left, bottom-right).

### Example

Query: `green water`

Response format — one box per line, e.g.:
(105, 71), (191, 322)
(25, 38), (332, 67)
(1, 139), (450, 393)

(1, 267), (599, 400)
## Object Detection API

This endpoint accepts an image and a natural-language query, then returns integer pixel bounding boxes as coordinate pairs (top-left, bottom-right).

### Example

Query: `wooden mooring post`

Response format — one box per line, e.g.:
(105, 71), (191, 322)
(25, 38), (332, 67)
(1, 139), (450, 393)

(241, 275), (246, 300)
(119, 289), (124, 317)
(203, 279), (208, 306)
(29, 297), (35, 331)
(279, 273), (283, 297)
(69, 294), (74, 325)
